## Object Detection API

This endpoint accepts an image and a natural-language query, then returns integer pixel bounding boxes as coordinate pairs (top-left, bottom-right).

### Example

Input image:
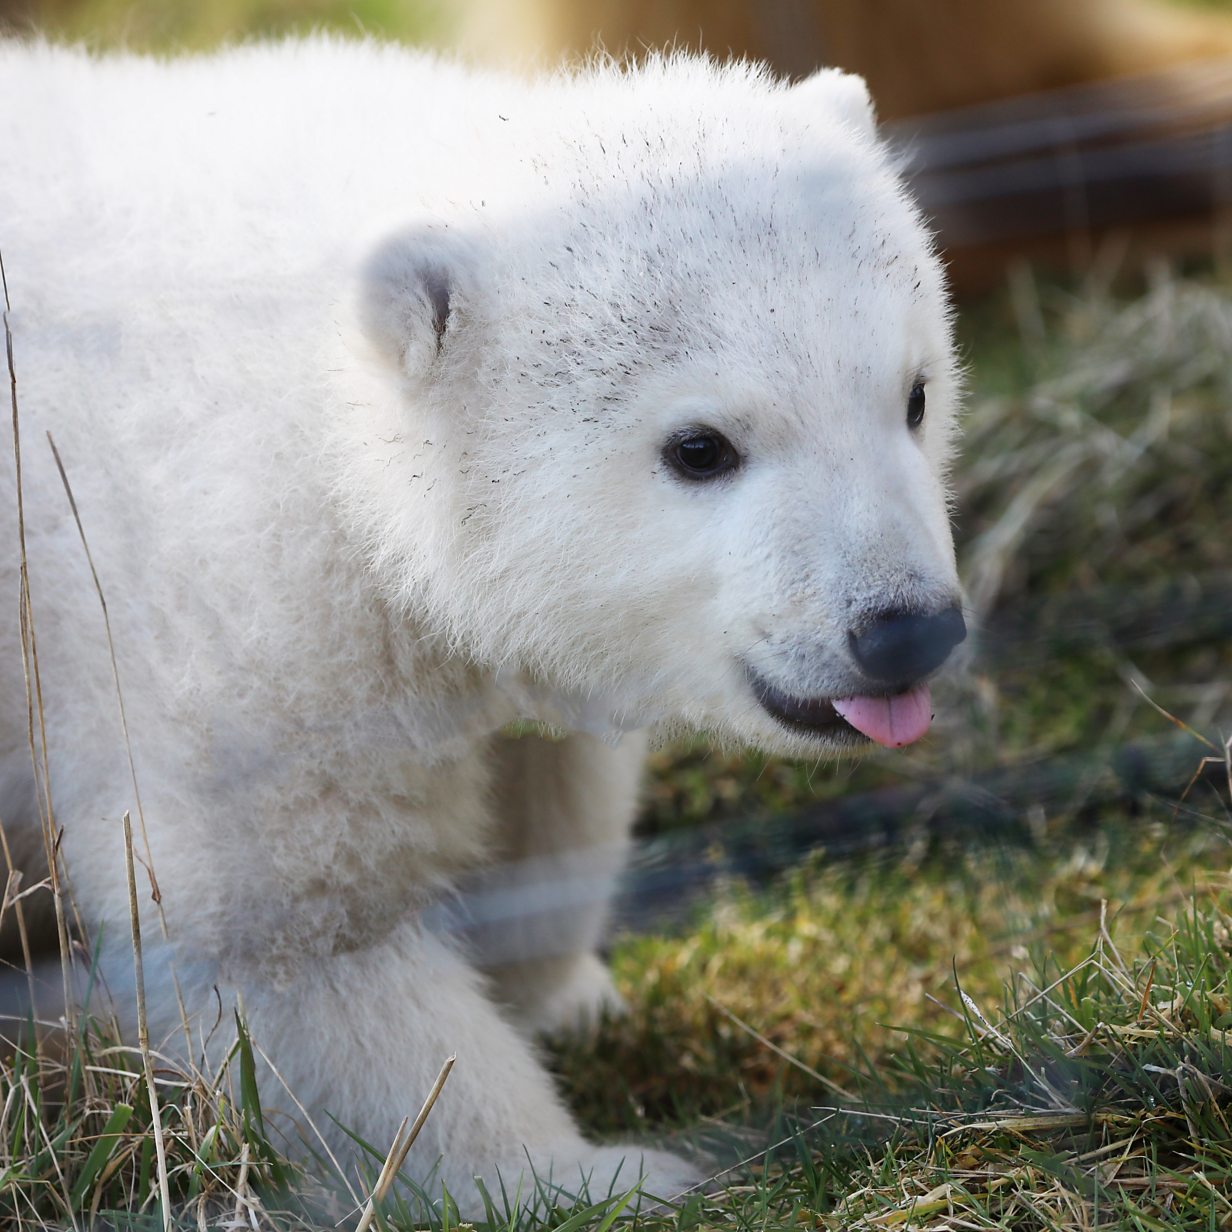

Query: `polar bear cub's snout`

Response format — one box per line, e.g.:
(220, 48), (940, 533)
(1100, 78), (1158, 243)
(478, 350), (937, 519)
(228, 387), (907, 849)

(847, 605), (967, 688)
(747, 599), (966, 751)
(832, 602), (966, 748)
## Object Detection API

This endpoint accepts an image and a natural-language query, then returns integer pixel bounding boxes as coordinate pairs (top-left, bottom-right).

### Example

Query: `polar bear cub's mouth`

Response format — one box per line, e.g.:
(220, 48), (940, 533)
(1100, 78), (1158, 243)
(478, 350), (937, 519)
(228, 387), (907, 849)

(748, 670), (933, 749)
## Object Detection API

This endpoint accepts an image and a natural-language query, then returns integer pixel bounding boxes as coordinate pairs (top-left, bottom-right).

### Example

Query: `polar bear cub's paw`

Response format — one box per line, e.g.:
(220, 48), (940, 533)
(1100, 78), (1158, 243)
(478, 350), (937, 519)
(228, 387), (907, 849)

(537, 953), (627, 1038)
(493, 952), (628, 1039)
(511, 1142), (706, 1213)
(587, 1143), (707, 1209)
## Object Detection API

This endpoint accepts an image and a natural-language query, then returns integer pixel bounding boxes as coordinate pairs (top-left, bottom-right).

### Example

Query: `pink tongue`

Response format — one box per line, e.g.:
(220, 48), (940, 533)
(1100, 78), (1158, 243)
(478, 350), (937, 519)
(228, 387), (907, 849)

(832, 684), (932, 748)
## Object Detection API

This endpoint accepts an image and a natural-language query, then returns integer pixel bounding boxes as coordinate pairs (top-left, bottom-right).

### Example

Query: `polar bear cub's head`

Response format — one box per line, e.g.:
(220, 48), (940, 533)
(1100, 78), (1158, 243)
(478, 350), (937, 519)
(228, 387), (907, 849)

(353, 59), (965, 757)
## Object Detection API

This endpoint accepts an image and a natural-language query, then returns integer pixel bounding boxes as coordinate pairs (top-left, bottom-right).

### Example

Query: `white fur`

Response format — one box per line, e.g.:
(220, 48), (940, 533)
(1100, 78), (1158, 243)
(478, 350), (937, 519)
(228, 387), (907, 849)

(0, 38), (960, 1212)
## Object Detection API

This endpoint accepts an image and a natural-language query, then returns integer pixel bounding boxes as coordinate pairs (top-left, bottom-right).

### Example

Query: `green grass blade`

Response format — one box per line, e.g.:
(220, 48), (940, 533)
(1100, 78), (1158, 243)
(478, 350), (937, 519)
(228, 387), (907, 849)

(68, 1102), (133, 1209)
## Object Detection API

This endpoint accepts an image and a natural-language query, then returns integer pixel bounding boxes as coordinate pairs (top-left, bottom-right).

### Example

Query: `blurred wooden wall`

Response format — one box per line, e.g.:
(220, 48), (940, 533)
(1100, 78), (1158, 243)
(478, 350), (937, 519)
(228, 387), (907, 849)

(460, 0), (1232, 119)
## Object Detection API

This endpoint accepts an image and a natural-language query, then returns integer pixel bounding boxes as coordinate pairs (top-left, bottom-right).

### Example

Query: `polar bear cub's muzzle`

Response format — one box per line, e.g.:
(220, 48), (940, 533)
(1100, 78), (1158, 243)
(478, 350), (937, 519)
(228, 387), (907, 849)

(746, 603), (967, 749)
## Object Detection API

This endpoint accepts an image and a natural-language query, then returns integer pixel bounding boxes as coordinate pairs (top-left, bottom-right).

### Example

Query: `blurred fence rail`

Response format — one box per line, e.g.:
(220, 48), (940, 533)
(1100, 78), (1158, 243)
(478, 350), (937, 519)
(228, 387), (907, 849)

(891, 57), (1232, 289)
(618, 728), (1227, 931)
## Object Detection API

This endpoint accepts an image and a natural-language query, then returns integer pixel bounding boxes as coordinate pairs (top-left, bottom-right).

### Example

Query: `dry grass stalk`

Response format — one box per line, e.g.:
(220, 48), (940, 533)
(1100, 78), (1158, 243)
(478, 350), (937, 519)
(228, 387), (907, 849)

(250, 1035), (362, 1207)
(0, 824), (37, 1020)
(703, 993), (855, 1102)
(122, 810), (171, 1232)
(354, 1054), (456, 1232)
(47, 430), (196, 1058)
(2, 248), (78, 1047)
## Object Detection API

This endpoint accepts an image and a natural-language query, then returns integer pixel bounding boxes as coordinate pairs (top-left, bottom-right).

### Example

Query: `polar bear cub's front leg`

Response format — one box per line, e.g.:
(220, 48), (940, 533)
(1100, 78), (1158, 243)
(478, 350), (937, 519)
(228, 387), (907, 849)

(473, 731), (648, 1038)
(197, 921), (698, 1214)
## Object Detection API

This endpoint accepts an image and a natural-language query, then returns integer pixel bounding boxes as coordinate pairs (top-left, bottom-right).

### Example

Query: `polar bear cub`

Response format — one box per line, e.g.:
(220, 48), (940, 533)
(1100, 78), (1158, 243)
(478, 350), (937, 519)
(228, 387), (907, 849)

(0, 39), (964, 1212)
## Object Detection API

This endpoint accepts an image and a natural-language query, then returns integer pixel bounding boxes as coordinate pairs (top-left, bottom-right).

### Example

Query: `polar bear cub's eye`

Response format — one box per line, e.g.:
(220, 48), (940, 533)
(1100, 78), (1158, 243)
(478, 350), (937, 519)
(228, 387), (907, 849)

(665, 428), (740, 480)
(907, 381), (926, 429)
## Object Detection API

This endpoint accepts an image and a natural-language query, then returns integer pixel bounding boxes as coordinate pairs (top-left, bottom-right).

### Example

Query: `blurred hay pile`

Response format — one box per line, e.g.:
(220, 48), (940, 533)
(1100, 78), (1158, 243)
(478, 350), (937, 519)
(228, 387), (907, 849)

(960, 268), (1232, 615)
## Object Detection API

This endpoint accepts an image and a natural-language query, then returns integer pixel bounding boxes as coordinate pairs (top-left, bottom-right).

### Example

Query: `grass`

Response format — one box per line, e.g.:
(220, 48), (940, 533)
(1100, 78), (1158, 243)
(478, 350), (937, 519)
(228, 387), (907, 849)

(6, 793), (1232, 1228)
(573, 796), (1232, 1223)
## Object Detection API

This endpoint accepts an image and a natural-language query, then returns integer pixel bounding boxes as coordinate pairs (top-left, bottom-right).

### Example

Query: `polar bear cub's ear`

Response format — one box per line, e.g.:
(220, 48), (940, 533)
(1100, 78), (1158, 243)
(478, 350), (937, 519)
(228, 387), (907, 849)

(790, 68), (877, 140)
(358, 227), (476, 381)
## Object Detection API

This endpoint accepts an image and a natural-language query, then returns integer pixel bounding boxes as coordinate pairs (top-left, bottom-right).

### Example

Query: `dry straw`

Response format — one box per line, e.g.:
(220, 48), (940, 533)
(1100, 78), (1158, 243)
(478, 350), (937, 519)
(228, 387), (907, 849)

(353, 1054), (456, 1232)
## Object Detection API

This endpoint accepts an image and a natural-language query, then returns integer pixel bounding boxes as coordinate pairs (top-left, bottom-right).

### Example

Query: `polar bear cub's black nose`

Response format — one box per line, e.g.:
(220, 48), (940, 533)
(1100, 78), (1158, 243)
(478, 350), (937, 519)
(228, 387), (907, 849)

(847, 606), (967, 687)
